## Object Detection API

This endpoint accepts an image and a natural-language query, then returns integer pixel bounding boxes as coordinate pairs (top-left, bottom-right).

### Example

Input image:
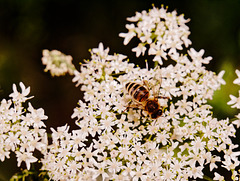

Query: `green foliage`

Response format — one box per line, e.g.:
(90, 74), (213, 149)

(208, 60), (239, 119)
(10, 168), (49, 181)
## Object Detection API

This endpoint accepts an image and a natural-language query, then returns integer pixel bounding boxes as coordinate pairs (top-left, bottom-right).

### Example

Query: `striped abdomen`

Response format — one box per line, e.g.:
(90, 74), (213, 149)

(125, 82), (149, 102)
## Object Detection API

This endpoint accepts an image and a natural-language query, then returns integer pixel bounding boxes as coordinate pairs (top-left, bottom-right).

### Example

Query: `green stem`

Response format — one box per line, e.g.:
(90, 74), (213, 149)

(109, 71), (126, 77)
(203, 175), (214, 181)
(154, 61), (159, 68)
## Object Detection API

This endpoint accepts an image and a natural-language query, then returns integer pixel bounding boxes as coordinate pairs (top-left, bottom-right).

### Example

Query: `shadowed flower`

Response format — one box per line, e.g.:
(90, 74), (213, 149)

(42, 49), (76, 76)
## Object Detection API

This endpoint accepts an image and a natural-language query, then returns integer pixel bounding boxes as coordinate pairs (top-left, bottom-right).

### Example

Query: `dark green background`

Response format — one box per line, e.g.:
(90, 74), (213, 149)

(0, 0), (239, 180)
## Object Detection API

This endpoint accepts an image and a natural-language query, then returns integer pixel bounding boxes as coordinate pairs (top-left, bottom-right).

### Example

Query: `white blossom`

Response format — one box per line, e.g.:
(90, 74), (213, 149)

(213, 172), (225, 181)
(9, 82), (33, 103)
(228, 90), (240, 109)
(57, 37), (237, 180)
(0, 82), (47, 170)
(233, 69), (240, 85)
(120, 5), (191, 62)
(16, 151), (38, 170)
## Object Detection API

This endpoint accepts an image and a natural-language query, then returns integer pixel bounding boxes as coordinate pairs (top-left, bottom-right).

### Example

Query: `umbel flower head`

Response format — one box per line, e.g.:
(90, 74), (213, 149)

(37, 4), (240, 181)
(119, 5), (191, 65)
(0, 82), (48, 170)
(0, 4), (239, 181)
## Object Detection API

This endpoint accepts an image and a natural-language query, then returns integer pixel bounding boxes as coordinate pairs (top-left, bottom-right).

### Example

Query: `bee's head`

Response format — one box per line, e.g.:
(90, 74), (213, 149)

(151, 109), (162, 119)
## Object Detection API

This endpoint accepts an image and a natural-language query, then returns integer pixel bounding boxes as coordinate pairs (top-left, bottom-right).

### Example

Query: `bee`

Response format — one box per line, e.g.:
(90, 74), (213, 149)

(125, 80), (168, 119)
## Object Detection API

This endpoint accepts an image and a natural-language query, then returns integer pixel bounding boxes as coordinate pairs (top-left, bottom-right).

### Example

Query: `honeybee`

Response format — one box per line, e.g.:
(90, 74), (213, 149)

(125, 80), (168, 119)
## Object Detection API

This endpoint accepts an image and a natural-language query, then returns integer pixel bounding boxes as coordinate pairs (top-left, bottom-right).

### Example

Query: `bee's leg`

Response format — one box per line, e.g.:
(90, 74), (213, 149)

(126, 105), (146, 118)
(158, 96), (169, 99)
(140, 109), (148, 117)
(124, 102), (148, 118)
(123, 101), (143, 112)
(123, 101), (132, 112)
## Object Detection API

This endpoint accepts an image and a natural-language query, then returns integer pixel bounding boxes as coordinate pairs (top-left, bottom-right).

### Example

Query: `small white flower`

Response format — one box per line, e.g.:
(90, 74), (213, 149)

(130, 165), (149, 181)
(156, 130), (170, 145)
(92, 162), (109, 180)
(9, 82), (33, 103)
(16, 151), (38, 170)
(148, 43), (167, 65)
(233, 69), (240, 85)
(119, 24), (137, 45)
(189, 165), (204, 179)
(213, 172), (225, 181)
(227, 90), (240, 109)
(232, 113), (240, 128)
(27, 103), (47, 128)
(0, 146), (10, 162)
(217, 70), (226, 85)
(189, 48), (212, 65)
(191, 137), (206, 152)
(107, 158), (122, 174)
(132, 43), (147, 57)
(209, 156), (221, 171)
(92, 42), (110, 60)
(5, 132), (20, 151)
(50, 124), (70, 141)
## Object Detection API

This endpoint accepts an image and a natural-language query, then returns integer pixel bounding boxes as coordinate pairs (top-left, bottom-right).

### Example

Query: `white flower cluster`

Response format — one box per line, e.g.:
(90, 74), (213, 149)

(41, 43), (136, 180)
(2, 4), (239, 181)
(41, 42), (239, 180)
(42, 49), (76, 76)
(41, 125), (86, 180)
(0, 82), (47, 170)
(119, 5), (191, 65)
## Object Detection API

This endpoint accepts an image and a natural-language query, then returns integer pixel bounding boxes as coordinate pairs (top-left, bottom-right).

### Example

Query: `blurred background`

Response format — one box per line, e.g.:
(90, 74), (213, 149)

(0, 0), (239, 180)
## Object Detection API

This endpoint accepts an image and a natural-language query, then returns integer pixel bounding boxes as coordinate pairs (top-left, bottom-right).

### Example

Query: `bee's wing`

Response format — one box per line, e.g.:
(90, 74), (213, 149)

(143, 80), (150, 91)
(154, 80), (161, 100)
(153, 66), (168, 100)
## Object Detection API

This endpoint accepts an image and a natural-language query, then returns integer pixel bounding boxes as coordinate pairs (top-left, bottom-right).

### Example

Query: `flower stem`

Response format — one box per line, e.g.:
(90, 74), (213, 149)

(203, 175), (214, 181)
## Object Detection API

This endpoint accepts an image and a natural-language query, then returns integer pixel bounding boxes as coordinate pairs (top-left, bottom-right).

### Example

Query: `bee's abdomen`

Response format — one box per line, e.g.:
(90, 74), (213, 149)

(125, 82), (149, 102)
